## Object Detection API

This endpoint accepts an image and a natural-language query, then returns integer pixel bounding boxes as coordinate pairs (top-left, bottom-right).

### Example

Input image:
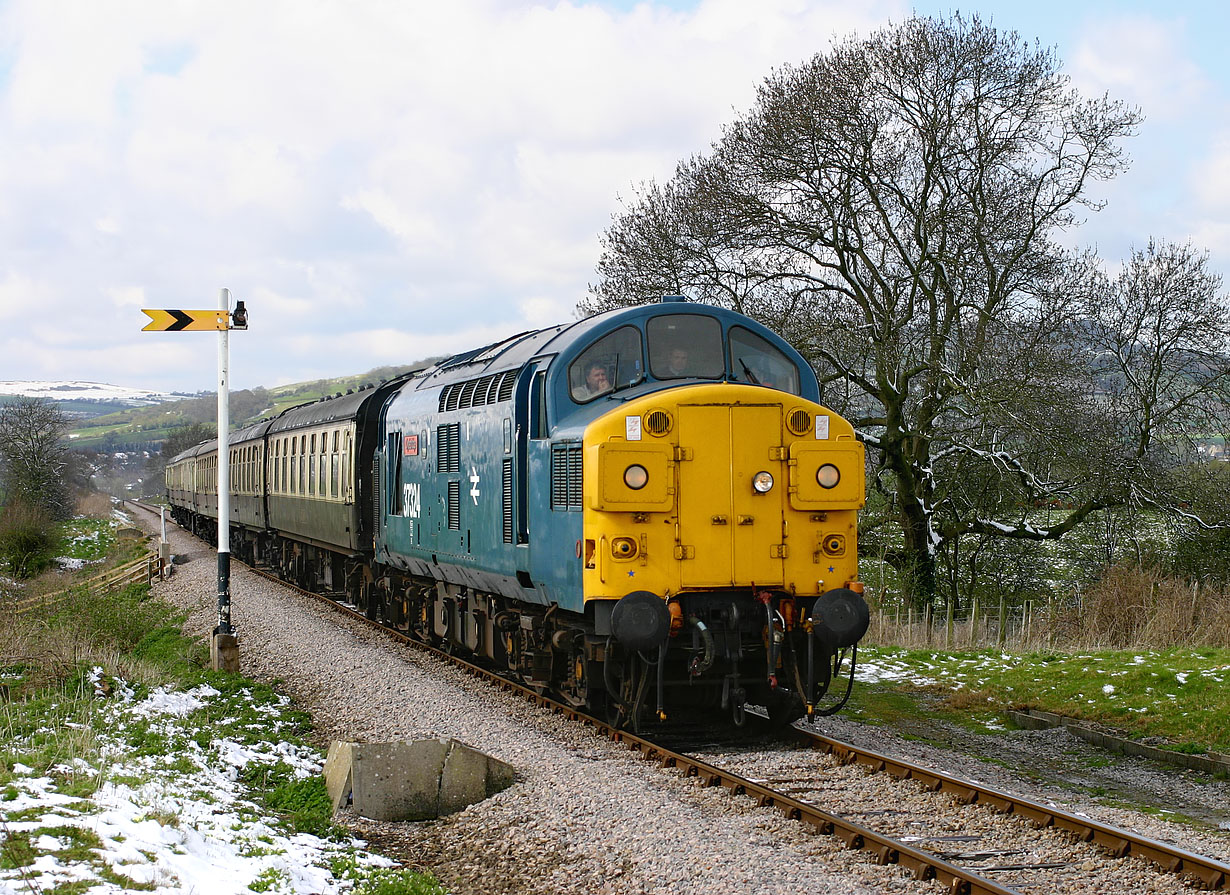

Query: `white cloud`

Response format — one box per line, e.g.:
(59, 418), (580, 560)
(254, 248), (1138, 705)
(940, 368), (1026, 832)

(107, 287), (146, 309)
(14, 0), (1223, 393)
(1067, 15), (1208, 121)
(0, 272), (55, 323)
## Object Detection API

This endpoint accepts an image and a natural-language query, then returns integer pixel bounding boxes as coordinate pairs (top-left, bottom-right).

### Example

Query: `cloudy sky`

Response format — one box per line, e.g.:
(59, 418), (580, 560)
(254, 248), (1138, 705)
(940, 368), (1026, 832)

(1, 0), (1226, 393)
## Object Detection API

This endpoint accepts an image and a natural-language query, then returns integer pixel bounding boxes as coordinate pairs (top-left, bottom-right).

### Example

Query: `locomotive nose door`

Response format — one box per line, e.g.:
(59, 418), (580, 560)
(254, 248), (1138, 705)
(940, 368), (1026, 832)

(677, 404), (784, 588)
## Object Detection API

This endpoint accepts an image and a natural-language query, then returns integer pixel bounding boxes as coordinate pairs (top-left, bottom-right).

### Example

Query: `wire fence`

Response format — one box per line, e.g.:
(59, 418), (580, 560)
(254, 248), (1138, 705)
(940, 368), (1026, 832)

(866, 570), (1229, 651)
(866, 596), (1056, 651)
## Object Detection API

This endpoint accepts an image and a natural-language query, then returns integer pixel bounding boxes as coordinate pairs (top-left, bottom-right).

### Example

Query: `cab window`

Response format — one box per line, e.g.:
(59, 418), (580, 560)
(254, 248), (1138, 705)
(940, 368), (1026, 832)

(648, 314), (723, 380)
(569, 325), (644, 403)
(729, 325), (801, 395)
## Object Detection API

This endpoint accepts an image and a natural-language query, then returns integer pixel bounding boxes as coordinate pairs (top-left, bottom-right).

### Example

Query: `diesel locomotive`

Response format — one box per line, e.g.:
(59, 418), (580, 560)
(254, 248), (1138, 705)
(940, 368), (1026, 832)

(166, 296), (870, 728)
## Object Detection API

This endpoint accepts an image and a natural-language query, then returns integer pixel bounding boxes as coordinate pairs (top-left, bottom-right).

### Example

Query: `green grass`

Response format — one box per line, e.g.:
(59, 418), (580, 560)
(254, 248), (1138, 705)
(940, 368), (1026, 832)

(2, 512), (446, 895)
(853, 645), (1230, 753)
(55, 517), (117, 562)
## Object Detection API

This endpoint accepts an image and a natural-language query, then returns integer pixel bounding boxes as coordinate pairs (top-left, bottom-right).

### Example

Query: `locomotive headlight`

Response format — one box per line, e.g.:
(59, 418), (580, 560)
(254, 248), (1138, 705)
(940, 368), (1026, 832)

(752, 471), (774, 493)
(623, 464), (649, 490)
(816, 464), (841, 489)
(611, 537), (638, 559)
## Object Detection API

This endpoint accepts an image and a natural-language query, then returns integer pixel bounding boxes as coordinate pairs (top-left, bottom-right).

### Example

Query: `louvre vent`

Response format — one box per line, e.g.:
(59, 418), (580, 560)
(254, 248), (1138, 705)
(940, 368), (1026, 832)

(437, 367), (521, 413)
(477, 373), (498, 404)
(787, 408), (812, 436)
(447, 480), (460, 530)
(436, 423), (460, 473)
(372, 457), (382, 536)
(644, 409), (673, 436)
(502, 458), (514, 543)
(497, 369), (518, 402)
(550, 443), (583, 511)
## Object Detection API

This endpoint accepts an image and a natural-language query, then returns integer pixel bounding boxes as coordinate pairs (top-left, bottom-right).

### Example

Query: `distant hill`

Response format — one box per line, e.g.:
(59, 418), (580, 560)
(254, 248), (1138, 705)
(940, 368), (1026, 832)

(0, 380), (192, 420)
(62, 361), (442, 452)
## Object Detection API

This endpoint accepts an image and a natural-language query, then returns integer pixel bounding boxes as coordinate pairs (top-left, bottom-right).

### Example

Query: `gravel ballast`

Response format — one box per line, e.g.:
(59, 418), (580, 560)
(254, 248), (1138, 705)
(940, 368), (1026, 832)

(134, 506), (1230, 894)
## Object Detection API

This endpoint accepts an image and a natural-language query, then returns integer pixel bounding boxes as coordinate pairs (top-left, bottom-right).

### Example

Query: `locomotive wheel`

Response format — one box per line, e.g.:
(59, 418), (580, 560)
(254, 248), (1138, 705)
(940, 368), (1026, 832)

(766, 690), (805, 727)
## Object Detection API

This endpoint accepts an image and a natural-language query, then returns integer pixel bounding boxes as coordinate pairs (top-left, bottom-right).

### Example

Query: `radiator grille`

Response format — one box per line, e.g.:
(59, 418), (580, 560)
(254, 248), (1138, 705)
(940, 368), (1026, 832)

(550, 443), (583, 511)
(436, 423), (460, 473)
(497, 369), (517, 402)
(447, 480), (460, 530)
(502, 458), (514, 543)
(436, 367), (522, 412)
(372, 457), (382, 535)
(445, 384), (462, 412)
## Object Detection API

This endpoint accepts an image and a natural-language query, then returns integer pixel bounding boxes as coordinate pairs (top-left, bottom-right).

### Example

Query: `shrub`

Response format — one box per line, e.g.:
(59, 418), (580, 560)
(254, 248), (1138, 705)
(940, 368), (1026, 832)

(1065, 563), (1230, 648)
(0, 500), (57, 578)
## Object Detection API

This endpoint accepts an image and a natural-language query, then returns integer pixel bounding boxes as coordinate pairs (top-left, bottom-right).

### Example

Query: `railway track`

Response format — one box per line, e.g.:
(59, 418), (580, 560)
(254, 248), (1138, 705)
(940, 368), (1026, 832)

(126, 501), (1230, 893)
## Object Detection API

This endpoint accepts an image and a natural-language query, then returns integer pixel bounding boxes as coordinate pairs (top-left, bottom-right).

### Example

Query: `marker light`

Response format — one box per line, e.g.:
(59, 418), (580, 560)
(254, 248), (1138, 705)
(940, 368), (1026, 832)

(624, 464), (649, 490)
(752, 471), (774, 493)
(816, 464), (840, 489)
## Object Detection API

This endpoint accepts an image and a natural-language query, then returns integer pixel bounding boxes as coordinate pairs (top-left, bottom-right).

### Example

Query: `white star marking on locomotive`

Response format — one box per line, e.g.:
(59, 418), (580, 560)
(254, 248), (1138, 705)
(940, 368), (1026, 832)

(470, 466), (480, 505)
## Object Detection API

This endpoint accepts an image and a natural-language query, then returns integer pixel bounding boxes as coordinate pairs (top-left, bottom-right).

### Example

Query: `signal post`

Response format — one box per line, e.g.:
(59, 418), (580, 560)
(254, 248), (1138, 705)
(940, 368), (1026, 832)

(142, 289), (248, 671)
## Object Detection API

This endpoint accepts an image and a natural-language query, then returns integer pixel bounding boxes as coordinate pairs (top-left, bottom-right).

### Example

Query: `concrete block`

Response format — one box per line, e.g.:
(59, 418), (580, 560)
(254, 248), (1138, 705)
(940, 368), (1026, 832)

(324, 738), (514, 821)
(324, 741), (354, 811)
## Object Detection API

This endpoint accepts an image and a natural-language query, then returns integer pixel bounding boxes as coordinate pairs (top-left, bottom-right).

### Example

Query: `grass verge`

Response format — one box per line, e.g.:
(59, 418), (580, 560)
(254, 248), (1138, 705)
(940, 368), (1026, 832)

(852, 644), (1230, 754)
(1, 531), (444, 895)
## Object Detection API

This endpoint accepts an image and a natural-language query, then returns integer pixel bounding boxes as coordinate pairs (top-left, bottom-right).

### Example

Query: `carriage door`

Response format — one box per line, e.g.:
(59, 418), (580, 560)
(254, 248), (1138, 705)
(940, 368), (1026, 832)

(677, 404), (784, 588)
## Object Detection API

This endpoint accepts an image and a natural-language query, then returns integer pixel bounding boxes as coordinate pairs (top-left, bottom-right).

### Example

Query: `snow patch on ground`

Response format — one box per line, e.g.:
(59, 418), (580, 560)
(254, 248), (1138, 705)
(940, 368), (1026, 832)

(0, 677), (394, 895)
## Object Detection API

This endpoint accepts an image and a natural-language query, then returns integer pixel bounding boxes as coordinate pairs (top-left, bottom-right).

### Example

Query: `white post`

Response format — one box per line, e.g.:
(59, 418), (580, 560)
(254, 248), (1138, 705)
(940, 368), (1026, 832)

(159, 505), (169, 579)
(217, 287), (232, 635)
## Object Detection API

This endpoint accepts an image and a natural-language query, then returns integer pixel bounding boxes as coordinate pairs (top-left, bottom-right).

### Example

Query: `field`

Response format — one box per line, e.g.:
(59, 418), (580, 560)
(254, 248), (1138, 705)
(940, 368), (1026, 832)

(848, 644), (1230, 757)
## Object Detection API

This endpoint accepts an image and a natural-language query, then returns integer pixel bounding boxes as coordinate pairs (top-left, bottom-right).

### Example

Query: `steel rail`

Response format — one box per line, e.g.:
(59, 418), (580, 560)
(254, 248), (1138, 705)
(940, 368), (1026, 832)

(789, 727), (1230, 890)
(135, 506), (1225, 894)
(219, 562), (1016, 895)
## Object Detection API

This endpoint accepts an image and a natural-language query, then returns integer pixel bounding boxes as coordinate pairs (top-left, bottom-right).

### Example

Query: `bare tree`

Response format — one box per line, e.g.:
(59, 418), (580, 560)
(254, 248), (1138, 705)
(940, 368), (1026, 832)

(585, 15), (1191, 607)
(0, 397), (72, 521)
(161, 421), (215, 461)
(1084, 240), (1230, 473)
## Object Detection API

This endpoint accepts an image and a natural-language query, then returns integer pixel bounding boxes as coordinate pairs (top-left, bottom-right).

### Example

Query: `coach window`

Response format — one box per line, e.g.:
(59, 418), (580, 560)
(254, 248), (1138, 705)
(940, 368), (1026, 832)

(320, 434), (329, 498)
(309, 434), (318, 495)
(322, 434), (330, 497)
(330, 431), (340, 499)
(648, 314), (724, 380)
(569, 325), (643, 403)
(342, 432), (352, 502)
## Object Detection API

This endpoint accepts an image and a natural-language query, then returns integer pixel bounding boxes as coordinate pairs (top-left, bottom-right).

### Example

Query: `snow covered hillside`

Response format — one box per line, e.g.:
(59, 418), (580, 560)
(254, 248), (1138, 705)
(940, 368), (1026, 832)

(0, 381), (188, 407)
